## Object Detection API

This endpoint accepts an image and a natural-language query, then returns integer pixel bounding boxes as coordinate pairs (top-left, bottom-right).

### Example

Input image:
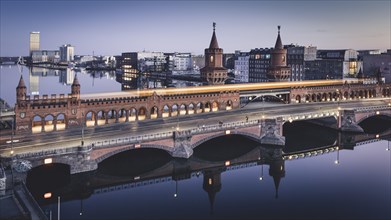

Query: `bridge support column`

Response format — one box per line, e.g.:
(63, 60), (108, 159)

(338, 110), (364, 133)
(259, 119), (285, 146)
(172, 130), (193, 158)
(69, 150), (98, 174)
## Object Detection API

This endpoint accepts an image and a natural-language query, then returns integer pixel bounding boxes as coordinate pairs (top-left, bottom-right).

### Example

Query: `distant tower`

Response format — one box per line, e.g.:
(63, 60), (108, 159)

(267, 26), (291, 81)
(16, 75), (27, 101)
(200, 22), (227, 85)
(71, 74), (80, 99)
(29, 32), (40, 56)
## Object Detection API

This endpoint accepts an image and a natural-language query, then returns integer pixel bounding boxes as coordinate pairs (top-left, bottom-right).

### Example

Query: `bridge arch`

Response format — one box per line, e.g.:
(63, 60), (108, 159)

(356, 112), (391, 124)
(85, 111), (96, 127)
(150, 106), (159, 119)
(138, 107), (147, 120)
(55, 113), (67, 131)
(129, 108), (137, 121)
(226, 100), (233, 110)
(97, 110), (108, 125)
(171, 104), (179, 116)
(188, 103), (195, 114)
(211, 100), (219, 112)
(118, 108), (127, 123)
(179, 103), (187, 115)
(107, 109), (117, 124)
(295, 95), (301, 103)
(162, 105), (170, 118)
(43, 114), (55, 132)
(196, 102), (203, 113)
(191, 132), (260, 149)
(32, 115), (44, 133)
(94, 144), (174, 164)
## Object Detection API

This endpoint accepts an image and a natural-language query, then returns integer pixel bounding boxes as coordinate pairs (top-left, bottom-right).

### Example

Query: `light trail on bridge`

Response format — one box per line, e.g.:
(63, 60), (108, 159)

(81, 79), (347, 99)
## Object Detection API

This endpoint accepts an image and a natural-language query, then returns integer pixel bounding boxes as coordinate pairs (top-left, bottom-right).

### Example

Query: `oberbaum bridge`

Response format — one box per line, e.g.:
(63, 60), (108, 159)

(1, 25), (391, 189)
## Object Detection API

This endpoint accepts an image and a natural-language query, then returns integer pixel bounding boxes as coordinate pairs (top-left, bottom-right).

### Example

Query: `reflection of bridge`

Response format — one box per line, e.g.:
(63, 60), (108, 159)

(26, 130), (390, 208)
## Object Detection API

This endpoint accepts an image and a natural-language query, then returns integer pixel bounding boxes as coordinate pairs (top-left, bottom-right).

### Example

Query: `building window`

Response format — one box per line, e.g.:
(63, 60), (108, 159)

(210, 56), (214, 63)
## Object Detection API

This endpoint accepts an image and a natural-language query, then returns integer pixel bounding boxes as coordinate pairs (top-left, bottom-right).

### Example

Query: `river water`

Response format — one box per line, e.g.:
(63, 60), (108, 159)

(1, 65), (390, 219)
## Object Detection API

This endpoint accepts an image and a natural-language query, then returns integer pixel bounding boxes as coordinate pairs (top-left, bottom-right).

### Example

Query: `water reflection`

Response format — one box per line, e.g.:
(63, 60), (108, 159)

(26, 127), (391, 219)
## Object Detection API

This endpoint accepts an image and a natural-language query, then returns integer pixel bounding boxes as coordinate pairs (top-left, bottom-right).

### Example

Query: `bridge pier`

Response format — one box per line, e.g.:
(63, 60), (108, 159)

(338, 110), (364, 133)
(259, 119), (285, 146)
(172, 130), (193, 159)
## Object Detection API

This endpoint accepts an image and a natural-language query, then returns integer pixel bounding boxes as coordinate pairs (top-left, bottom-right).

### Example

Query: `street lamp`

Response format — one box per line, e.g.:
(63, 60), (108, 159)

(386, 141), (390, 151)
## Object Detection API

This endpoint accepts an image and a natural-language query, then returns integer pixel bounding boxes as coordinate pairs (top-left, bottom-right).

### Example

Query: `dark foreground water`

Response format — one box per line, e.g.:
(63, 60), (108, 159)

(25, 121), (391, 220)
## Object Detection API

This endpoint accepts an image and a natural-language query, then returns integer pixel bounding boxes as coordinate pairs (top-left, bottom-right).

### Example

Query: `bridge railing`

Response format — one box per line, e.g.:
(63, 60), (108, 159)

(91, 119), (261, 149)
(355, 105), (391, 112)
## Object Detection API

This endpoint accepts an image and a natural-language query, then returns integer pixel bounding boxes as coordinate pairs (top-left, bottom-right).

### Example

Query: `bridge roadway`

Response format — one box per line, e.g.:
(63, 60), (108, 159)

(0, 98), (389, 158)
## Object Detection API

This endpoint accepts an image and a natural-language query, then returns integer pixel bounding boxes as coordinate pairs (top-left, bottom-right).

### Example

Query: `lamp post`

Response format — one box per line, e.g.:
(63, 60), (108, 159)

(259, 164), (264, 181)
(334, 147), (340, 165)
(386, 141), (390, 151)
(174, 180), (178, 198)
(81, 111), (84, 147)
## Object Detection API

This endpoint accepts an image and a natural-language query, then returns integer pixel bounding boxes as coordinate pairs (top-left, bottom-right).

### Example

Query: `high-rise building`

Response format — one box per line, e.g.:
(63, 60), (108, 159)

(60, 44), (75, 62)
(267, 26), (291, 82)
(200, 22), (227, 85)
(29, 32), (40, 55)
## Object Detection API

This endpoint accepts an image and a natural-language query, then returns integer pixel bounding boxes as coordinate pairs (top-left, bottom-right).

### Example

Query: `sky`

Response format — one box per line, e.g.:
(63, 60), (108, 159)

(0, 0), (390, 56)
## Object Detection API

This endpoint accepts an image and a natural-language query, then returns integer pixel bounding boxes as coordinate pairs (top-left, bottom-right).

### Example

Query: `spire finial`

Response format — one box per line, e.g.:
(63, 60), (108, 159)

(213, 22), (216, 31)
(278, 25), (281, 34)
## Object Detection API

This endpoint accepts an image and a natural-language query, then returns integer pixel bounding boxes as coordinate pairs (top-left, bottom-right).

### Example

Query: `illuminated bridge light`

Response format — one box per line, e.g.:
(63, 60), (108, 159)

(44, 158), (52, 164)
(44, 192), (52, 199)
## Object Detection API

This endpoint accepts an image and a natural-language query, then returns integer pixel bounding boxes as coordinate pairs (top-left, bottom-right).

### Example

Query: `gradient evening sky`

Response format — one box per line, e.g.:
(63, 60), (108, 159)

(1, 0), (390, 56)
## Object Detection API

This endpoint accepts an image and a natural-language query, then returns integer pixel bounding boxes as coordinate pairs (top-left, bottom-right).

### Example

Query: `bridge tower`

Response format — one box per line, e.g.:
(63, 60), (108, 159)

(71, 74), (80, 99)
(16, 75), (27, 101)
(267, 26), (291, 82)
(200, 22), (227, 85)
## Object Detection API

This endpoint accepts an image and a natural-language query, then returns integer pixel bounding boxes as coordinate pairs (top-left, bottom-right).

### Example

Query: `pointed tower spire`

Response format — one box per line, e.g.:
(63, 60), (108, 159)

(16, 75), (27, 101)
(274, 25), (283, 49)
(71, 73), (80, 98)
(72, 74), (80, 86)
(17, 75), (26, 88)
(209, 22), (219, 49)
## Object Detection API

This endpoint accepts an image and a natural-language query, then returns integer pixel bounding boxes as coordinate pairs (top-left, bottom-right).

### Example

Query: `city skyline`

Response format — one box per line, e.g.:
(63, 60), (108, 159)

(1, 0), (390, 56)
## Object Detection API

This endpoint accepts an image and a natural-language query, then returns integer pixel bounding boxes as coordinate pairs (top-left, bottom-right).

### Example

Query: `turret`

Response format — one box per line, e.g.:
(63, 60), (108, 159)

(71, 74), (80, 99)
(267, 26), (291, 82)
(200, 22), (227, 85)
(16, 75), (27, 101)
